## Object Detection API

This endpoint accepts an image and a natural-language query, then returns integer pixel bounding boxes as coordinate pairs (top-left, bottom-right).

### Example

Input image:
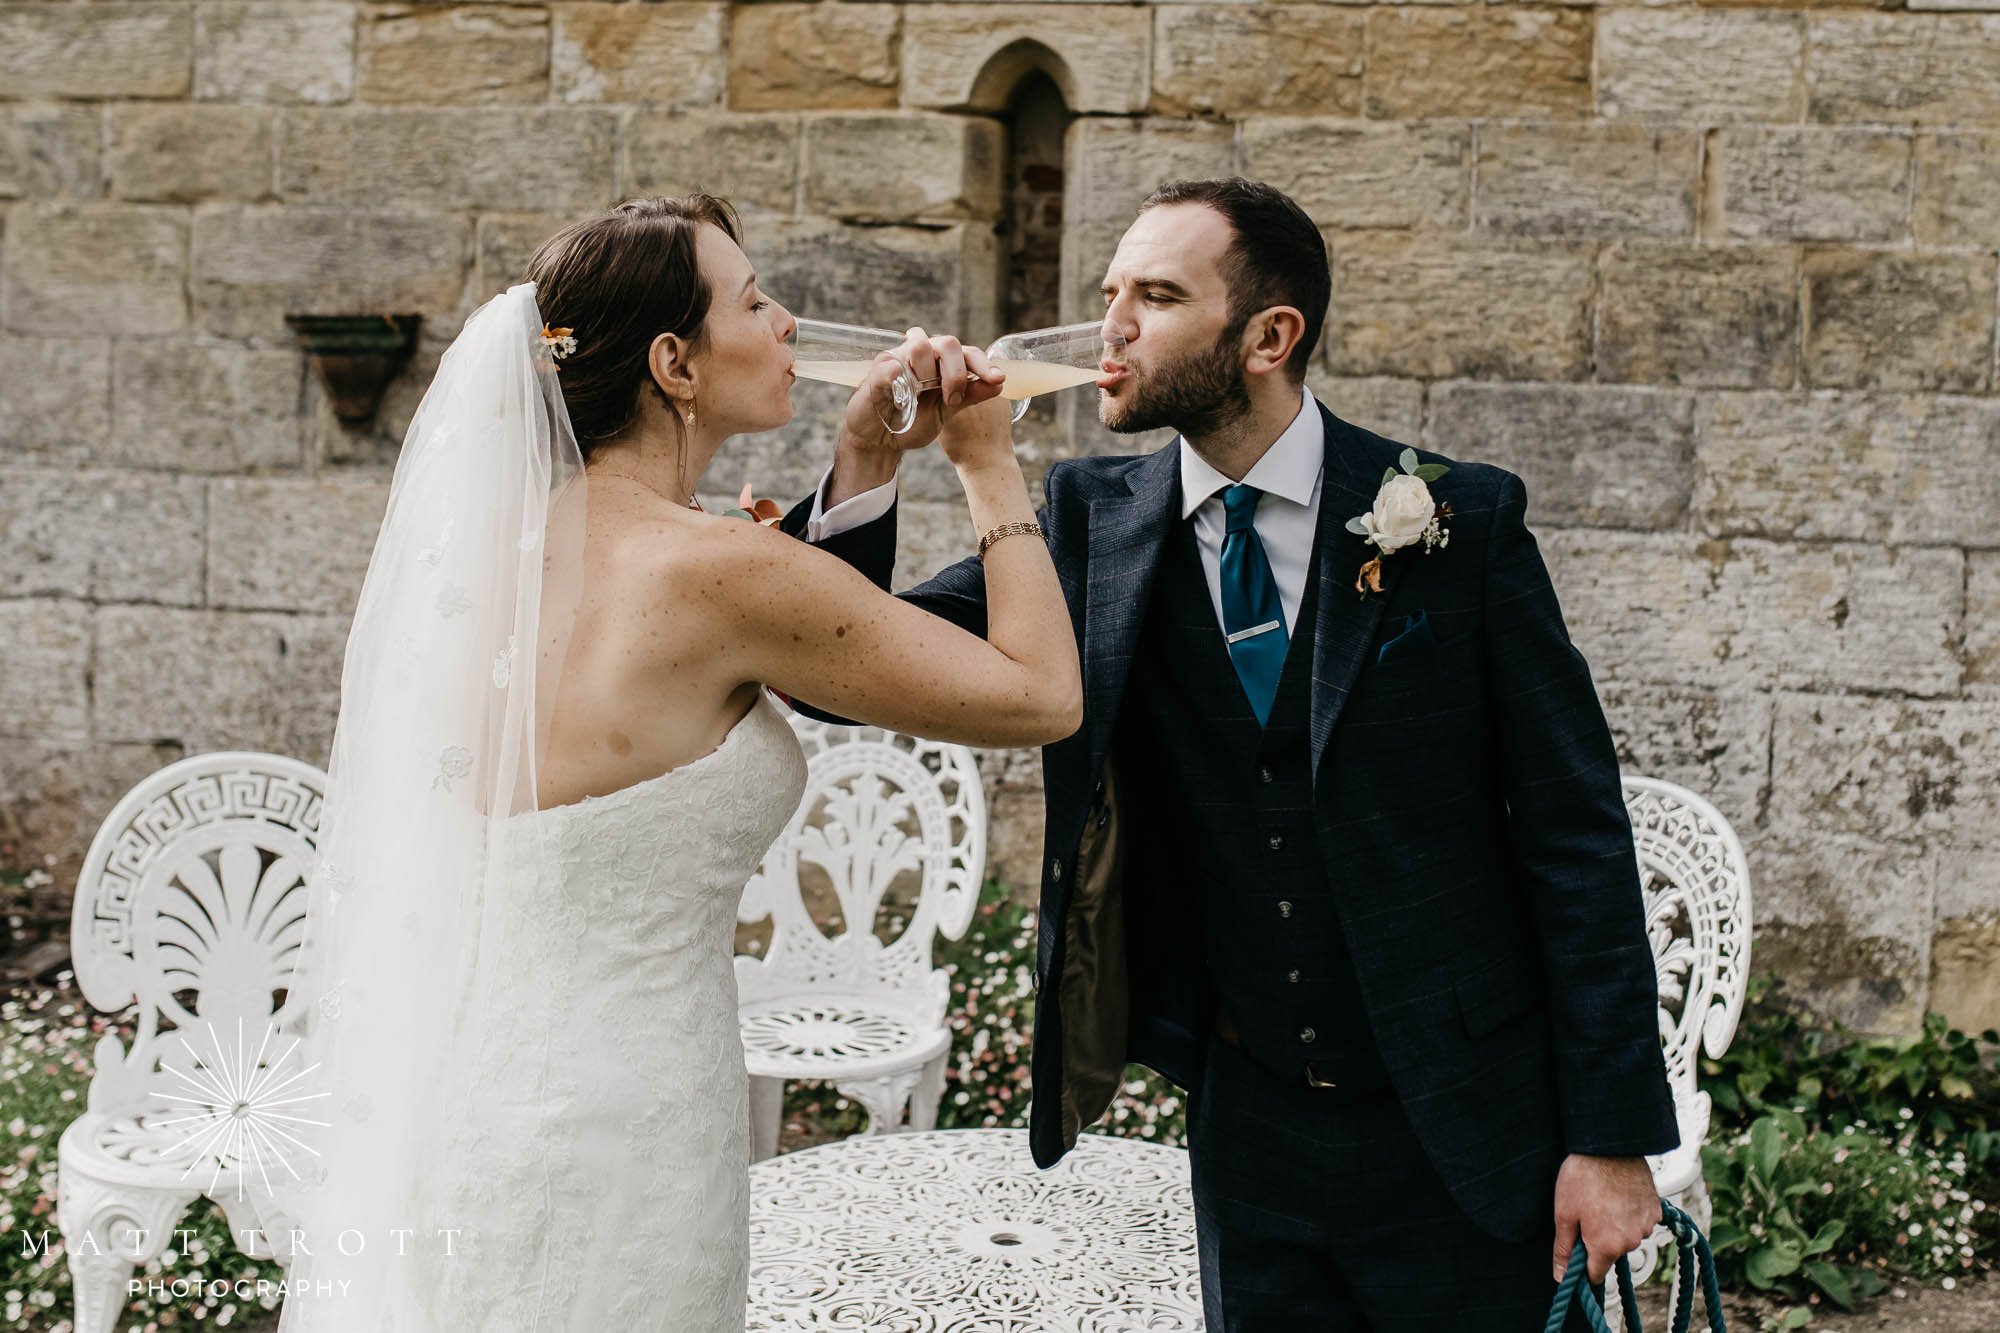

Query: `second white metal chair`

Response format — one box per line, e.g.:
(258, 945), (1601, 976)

(736, 713), (986, 1161)
(1616, 775), (1755, 1306)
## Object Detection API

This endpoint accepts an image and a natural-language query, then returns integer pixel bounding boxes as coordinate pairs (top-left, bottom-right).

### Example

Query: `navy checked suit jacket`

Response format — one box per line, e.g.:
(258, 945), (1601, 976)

(785, 401), (1679, 1241)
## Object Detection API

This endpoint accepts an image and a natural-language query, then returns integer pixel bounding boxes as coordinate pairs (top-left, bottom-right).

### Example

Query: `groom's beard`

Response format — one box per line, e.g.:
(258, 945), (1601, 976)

(1099, 318), (1253, 440)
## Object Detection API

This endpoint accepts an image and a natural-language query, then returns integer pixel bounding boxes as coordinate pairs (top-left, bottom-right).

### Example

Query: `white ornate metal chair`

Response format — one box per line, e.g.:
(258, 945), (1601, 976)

(1615, 775), (1754, 1307)
(736, 713), (986, 1161)
(56, 752), (325, 1333)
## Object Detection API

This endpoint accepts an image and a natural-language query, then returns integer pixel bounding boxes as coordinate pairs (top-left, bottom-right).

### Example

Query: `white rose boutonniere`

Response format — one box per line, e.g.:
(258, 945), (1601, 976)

(1346, 448), (1451, 597)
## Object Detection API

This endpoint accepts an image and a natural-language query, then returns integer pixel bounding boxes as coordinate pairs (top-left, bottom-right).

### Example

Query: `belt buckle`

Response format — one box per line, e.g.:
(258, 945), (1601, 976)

(1304, 1065), (1339, 1090)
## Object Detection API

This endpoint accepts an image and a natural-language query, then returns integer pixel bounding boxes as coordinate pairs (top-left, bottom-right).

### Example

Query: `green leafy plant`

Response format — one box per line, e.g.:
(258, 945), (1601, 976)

(1702, 1111), (1886, 1310)
(1703, 978), (2000, 1186)
(1693, 977), (2000, 1322)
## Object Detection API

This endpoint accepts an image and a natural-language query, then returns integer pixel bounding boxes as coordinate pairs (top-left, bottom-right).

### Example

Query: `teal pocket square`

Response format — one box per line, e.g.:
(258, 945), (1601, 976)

(1376, 609), (1434, 665)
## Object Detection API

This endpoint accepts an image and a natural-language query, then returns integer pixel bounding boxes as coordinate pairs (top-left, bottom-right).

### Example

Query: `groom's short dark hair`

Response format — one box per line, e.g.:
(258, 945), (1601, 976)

(1138, 178), (1329, 382)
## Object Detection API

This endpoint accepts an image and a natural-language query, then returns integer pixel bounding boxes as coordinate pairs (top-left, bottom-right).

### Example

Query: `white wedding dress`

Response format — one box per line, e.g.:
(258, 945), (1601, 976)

(275, 286), (805, 1332)
(399, 692), (807, 1330)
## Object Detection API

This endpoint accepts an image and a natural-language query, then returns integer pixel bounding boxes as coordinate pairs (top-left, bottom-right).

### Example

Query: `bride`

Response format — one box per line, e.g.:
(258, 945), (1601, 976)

(269, 195), (1080, 1329)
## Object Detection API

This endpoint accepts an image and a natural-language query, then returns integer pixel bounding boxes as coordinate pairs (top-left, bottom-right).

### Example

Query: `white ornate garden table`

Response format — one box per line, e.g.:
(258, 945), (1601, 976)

(747, 1127), (1205, 1331)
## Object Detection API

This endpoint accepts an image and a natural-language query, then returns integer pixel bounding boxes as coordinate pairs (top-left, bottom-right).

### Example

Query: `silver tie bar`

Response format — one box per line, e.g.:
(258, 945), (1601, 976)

(1225, 620), (1283, 644)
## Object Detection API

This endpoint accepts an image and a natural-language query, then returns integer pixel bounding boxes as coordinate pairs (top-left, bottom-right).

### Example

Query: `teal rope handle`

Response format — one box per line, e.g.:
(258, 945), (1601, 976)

(1543, 1199), (1726, 1333)
(1545, 1246), (1638, 1333)
(1662, 1200), (1726, 1333)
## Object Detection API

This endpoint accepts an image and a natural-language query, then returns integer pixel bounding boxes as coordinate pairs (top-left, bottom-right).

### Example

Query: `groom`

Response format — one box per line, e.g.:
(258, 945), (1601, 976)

(786, 178), (1677, 1328)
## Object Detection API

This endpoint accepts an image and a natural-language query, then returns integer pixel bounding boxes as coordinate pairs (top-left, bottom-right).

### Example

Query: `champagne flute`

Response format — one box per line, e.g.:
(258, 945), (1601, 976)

(986, 319), (1127, 423)
(788, 318), (927, 435)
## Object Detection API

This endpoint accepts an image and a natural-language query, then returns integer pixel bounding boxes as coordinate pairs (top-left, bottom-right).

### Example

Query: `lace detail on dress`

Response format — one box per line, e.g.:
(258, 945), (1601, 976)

(402, 693), (804, 1331)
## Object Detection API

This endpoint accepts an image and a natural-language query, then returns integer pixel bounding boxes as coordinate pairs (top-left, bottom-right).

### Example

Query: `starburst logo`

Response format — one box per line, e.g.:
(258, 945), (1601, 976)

(154, 1017), (331, 1198)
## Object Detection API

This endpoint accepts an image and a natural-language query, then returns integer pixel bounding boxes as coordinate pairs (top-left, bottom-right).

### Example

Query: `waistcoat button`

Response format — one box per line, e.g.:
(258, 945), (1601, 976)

(1266, 833), (1285, 851)
(1258, 767), (1273, 784)
(1051, 858), (1063, 882)
(1277, 901), (1293, 918)
(1287, 969), (1301, 983)
(1300, 1027), (1317, 1044)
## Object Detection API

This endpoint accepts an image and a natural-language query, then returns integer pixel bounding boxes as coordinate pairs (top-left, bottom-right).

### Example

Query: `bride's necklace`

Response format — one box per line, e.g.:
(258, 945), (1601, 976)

(590, 468), (702, 512)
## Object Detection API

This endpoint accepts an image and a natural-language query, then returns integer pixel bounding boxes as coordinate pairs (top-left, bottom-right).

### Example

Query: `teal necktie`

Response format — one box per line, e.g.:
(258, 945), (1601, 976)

(1219, 484), (1288, 725)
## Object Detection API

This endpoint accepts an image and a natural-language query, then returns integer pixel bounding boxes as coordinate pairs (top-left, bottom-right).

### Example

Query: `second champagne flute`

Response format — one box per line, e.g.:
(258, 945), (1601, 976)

(986, 320), (1128, 423)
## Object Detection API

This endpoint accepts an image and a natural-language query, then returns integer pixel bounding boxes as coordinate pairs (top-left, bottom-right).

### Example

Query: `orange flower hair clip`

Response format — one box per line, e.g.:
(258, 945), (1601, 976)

(539, 324), (577, 360)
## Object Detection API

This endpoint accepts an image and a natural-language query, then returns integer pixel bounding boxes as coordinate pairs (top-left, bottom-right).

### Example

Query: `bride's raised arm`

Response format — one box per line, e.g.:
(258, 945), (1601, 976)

(698, 398), (1081, 749)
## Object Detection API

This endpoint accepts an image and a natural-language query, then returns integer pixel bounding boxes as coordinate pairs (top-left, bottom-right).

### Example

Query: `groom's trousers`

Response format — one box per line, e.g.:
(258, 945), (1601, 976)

(1188, 1030), (1597, 1332)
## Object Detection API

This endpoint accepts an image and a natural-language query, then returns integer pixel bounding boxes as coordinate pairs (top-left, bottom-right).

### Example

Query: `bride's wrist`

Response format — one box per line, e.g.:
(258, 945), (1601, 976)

(827, 436), (900, 506)
(952, 455), (1024, 492)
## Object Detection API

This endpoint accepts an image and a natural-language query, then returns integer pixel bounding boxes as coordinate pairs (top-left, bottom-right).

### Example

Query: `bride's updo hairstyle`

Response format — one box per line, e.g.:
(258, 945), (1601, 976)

(525, 193), (743, 456)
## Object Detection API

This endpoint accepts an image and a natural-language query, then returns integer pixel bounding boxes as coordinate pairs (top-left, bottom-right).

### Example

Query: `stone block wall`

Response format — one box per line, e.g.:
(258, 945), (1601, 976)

(1, 0), (1996, 1034)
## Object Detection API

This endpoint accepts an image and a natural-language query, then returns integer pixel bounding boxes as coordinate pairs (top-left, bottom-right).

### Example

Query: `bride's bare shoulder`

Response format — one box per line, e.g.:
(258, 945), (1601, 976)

(585, 504), (806, 610)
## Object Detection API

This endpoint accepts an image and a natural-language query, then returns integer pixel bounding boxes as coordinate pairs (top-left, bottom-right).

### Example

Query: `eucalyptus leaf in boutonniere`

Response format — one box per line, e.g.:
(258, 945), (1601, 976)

(723, 482), (784, 526)
(1345, 448), (1452, 598)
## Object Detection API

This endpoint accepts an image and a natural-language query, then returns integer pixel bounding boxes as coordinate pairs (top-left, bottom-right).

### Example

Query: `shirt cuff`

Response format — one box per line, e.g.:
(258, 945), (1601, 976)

(805, 469), (898, 542)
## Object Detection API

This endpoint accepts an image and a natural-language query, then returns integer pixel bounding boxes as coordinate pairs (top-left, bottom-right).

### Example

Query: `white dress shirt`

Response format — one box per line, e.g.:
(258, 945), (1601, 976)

(1178, 384), (1324, 637)
(810, 385), (1326, 641)
(805, 470), (899, 542)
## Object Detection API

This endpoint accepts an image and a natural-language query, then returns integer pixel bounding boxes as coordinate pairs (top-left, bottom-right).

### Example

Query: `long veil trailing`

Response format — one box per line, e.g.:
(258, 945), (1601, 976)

(268, 283), (587, 1328)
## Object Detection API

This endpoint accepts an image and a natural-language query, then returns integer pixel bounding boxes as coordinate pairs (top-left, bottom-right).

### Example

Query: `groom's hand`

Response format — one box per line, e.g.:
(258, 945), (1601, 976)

(1551, 1153), (1659, 1284)
(828, 327), (1008, 506)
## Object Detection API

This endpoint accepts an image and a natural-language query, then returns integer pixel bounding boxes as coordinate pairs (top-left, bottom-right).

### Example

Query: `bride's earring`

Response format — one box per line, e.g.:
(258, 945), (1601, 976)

(679, 399), (697, 509)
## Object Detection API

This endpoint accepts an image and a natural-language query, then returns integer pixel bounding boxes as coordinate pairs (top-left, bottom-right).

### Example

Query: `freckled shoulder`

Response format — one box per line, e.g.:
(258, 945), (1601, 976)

(670, 509), (804, 581)
(645, 512), (847, 633)
(580, 506), (740, 617)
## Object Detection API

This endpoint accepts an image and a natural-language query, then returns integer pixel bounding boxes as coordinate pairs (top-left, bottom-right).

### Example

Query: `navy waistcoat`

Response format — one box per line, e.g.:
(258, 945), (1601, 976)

(1114, 510), (1390, 1092)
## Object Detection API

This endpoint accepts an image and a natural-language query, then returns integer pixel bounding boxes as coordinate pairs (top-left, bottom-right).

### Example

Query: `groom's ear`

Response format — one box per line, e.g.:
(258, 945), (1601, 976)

(1243, 305), (1307, 380)
(648, 331), (696, 400)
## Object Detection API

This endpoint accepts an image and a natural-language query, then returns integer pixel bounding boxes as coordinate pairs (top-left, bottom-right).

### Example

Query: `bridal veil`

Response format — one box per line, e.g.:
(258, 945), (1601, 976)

(269, 283), (587, 1328)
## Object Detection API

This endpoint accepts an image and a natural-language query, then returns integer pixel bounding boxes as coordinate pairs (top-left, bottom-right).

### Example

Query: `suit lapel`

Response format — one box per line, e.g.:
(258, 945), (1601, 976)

(1081, 444), (1180, 771)
(1309, 404), (1401, 785)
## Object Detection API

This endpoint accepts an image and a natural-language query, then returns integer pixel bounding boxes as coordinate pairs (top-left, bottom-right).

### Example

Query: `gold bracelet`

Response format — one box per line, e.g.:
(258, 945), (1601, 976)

(978, 520), (1044, 559)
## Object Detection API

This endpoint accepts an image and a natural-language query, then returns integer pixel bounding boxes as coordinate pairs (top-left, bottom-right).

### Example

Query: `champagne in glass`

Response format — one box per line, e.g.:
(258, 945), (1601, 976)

(986, 320), (1127, 423)
(789, 318), (926, 435)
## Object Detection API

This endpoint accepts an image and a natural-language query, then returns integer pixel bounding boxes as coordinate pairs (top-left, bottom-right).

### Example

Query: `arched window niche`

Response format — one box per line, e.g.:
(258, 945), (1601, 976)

(970, 42), (1078, 461)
